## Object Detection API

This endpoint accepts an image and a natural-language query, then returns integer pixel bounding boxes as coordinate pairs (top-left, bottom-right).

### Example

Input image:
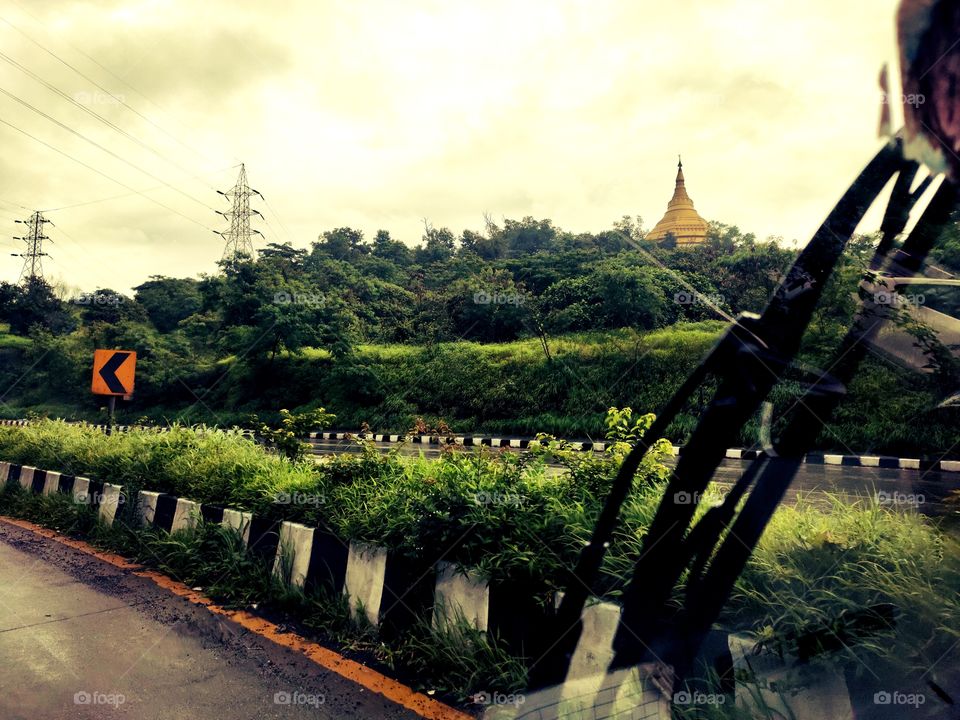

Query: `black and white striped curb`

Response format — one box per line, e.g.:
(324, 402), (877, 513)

(308, 430), (960, 472)
(0, 461), (123, 526)
(3, 419), (958, 472)
(309, 430), (610, 452)
(717, 447), (960, 472)
(0, 418), (252, 436)
(0, 458), (516, 645)
(0, 458), (918, 720)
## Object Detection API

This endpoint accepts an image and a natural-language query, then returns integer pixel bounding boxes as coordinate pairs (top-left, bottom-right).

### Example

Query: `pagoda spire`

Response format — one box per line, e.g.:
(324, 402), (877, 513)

(669, 157), (691, 205)
(646, 155), (708, 246)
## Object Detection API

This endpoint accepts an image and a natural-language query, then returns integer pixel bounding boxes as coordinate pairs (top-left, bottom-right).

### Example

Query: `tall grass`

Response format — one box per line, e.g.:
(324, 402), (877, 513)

(1, 418), (958, 702)
(728, 494), (960, 686)
(0, 420), (316, 512)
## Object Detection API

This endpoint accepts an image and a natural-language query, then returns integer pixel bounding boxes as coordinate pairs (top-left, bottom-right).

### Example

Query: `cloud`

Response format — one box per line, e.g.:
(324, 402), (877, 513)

(0, 0), (902, 291)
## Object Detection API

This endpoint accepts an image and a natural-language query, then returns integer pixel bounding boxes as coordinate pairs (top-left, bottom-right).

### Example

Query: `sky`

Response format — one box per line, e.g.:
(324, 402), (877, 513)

(0, 0), (911, 293)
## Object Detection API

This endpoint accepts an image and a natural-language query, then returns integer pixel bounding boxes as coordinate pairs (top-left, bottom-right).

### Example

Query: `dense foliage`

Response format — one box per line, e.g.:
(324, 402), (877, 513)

(0, 217), (957, 455)
(0, 217), (789, 396)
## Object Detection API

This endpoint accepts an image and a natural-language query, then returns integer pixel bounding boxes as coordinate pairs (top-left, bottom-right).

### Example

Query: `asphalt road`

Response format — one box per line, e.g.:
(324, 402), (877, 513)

(0, 521), (421, 720)
(308, 438), (960, 515)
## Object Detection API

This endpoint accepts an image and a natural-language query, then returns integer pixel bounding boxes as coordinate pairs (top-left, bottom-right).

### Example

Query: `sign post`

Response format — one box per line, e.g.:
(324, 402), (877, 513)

(91, 349), (137, 434)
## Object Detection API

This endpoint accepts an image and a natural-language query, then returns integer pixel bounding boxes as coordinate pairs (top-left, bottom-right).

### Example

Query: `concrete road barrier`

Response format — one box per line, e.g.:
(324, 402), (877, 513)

(344, 542), (389, 626)
(433, 561), (489, 631)
(171, 498), (200, 532)
(137, 490), (162, 526)
(18, 465), (35, 491)
(221, 508), (252, 545)
(98, 484), (123, 526)
(274, 521), (314, 588)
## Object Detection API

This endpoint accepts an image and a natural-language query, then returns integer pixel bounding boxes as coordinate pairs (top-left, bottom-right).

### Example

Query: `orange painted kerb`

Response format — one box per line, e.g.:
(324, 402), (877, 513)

(0, 515), (474, 720)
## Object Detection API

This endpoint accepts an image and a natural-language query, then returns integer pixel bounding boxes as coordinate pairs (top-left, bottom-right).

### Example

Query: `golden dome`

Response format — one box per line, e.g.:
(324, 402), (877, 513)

(647, 158), (708, 246)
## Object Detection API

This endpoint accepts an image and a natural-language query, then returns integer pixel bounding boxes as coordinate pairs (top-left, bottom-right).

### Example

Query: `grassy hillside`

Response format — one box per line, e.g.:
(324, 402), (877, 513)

(0, 323), (30, 349)
(273, 323), (726, 437)
(1, 320), (956, 456)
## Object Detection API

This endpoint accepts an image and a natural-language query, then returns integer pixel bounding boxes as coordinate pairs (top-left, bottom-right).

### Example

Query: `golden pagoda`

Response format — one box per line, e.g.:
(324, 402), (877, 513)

(647, 157), (708, 246)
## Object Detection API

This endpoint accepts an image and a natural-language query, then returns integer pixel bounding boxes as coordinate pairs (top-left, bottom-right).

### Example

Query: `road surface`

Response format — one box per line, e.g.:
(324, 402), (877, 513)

(0, 520), (423, 720)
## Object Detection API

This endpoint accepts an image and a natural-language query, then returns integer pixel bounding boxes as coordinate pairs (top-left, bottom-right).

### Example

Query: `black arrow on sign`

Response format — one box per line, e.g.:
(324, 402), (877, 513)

(99, 352), (131, 394)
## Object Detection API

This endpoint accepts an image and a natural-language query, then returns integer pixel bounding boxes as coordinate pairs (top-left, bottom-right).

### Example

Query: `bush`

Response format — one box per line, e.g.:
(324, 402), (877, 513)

(0, 420), (319, 512)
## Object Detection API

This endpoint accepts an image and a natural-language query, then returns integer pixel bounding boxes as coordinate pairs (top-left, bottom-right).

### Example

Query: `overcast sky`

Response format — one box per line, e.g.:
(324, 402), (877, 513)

(0, 0), (909, 293)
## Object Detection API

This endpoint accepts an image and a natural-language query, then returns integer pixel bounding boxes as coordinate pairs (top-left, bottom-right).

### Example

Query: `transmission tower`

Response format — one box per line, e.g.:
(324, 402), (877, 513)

(216, 164), (263, 261)
(11, 211), (52, 283)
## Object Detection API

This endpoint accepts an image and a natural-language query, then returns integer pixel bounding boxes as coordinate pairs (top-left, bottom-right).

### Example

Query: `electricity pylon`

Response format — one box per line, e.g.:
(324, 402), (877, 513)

(216, 164), (263, 261)
(12, 211), (51, 283)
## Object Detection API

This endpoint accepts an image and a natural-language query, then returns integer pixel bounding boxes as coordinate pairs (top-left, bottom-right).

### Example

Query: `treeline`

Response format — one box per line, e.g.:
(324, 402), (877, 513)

(6, 214), (955, 453)
(1, 216), (794, 354)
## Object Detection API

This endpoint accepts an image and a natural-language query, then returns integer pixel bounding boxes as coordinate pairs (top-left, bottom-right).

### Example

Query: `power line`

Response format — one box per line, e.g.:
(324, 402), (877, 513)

(0, 6), (295, 267)
(0, 115), (216, 232)
(0, 196), (30, 211)
(44, 224), (118, 288)
(261, 194), (295, 245)
(0, 48), (216, 194)
(0, 11), (228, 175)
(0, 85), (218, 213)
(38, 165), (235, 212)
(41, 186), (173, 213)
(0, 13), (290, 268)
(6, 0), (235, 168)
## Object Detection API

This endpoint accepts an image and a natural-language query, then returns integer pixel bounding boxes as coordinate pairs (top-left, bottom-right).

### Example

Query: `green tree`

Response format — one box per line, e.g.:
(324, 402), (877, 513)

(415, 224), (456, 264)
(371, 230), (413, 266)
(459, 228), (507, 260)
(76, 288), (147, 326)
(214, 254), (355, 362)
(314, 227), (367, 261)
(444, 268), (529, 342)
(0, 282), (18, 322)
(497, 216), (557, 257)
(6, 279), (75, 335)
(134, 276), (203, 332)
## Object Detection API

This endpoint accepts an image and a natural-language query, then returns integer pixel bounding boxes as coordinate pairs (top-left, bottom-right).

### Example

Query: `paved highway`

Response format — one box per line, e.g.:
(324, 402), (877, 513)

(0, 521), (422, 720)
